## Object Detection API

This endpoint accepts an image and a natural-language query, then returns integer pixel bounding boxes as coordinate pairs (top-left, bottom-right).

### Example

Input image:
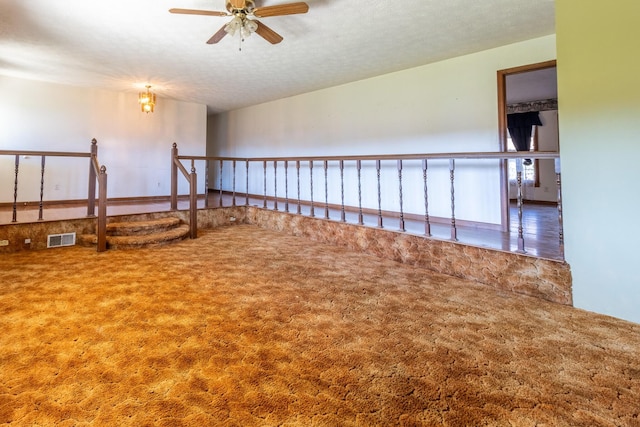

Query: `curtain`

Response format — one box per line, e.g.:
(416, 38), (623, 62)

(507, 111), (542, 166)
(507, 111), (542, 151)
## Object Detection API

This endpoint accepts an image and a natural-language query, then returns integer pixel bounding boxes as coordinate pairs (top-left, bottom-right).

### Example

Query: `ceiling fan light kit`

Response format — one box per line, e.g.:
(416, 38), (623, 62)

(169, 0), (308, 48)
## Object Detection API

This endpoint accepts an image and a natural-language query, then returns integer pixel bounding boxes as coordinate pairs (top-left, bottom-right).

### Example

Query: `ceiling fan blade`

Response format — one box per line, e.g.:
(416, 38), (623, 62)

(253, 2), (309, 18)
(169, 8), (228, 17)
(254, 20), (284, 44)
(207, 25), (229, 44)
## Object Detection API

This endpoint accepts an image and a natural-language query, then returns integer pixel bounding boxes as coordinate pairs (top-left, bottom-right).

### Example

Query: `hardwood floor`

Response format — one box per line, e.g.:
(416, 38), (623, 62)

(0, 196), (563, 260)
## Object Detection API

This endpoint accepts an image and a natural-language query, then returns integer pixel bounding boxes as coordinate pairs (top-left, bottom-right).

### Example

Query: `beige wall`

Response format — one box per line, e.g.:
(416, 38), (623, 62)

(557, 0), (640, 323)
(208, 35), (557, 225)
(0, 76), (207, 201)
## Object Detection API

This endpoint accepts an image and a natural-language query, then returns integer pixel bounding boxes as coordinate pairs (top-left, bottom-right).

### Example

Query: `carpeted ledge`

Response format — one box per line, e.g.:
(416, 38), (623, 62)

(242, 207), (572, 305)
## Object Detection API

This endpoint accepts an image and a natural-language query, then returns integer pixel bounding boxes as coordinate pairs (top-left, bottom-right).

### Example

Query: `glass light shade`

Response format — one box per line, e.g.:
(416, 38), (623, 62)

(138, 86), (156, 113)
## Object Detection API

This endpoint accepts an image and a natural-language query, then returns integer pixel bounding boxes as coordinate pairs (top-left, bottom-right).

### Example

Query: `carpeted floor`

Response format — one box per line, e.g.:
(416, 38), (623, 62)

(1, 224), (639, 426)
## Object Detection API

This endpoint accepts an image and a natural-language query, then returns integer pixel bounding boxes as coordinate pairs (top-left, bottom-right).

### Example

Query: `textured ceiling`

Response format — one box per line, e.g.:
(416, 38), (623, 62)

(0, 0), (555, 114)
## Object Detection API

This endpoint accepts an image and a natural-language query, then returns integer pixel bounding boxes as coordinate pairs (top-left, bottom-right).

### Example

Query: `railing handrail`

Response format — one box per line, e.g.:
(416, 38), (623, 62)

(173, 156), (191, 180)
(178, 151), (560, 163)
(0, 149), (92, 158)
(89, 151), (107, 253)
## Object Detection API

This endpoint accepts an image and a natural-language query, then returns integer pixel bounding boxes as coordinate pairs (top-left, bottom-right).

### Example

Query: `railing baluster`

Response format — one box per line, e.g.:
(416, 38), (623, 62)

(296, 160), (301, 214)
(284, 160), (289, 213)
(422, 159), (431, 236)
(246, 159), (250, 206)
(376, 159), (383, 228)
(357, 160), (363, 225)
(555, 158), (564, 256)
(516, 158), (525, 253)
(397, 159), (405, 231)
(273, 160), (278, 211)
(323, 160), (329, 219)
(449, 159), (457, 241)
(340, 160), (346, 222)
(263, 160), (267, 208)
(219, 159), (223, 207)
(38, 155), (46, 221)
(309, 160), (315, 217)
(232, 160), (237, 207)
(204, 160), (209, 208)
(12, 155), (19, 223)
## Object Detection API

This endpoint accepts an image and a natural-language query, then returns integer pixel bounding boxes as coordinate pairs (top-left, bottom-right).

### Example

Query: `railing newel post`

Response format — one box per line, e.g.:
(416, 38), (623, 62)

(189, 165), (198, 239)
(170, 143), (178, 211)
(96, 165), (108, 252)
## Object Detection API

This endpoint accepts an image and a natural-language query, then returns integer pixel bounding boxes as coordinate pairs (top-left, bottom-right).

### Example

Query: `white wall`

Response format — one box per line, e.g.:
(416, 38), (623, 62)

(208, 35), (557, 225)
(0, 76), (207, 202)
(557, 0), (640, 324)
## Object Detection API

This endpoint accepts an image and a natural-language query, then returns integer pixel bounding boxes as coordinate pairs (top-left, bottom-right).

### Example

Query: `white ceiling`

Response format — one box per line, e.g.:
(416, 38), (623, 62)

(506, 66), (557, 104)
(0, 0), (555, 114)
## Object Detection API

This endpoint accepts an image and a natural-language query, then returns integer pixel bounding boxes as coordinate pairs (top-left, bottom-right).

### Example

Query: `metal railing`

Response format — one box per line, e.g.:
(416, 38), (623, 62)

(171, 144), (564, 259)
(0, 138), (108, 252)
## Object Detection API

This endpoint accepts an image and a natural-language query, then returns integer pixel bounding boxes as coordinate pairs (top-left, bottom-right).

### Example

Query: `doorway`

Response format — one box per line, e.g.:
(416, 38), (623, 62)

(496, 60), (558, 232)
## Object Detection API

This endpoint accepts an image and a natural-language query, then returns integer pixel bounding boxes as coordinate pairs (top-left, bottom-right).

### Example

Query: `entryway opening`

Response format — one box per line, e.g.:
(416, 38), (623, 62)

(497, 60), (558, 235)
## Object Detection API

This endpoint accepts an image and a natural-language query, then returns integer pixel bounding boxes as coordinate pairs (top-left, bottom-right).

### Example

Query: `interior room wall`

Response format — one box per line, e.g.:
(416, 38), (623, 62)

(207, 35), (556, 226)
(557, 0), (640, 324)
(0, 76), (207, 202)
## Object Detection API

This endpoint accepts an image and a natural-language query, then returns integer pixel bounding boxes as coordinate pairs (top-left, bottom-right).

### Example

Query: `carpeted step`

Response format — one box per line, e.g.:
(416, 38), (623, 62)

(77, 216), (191, 249)
(79, 224), (190, 249)
(106, 217), (182, 236)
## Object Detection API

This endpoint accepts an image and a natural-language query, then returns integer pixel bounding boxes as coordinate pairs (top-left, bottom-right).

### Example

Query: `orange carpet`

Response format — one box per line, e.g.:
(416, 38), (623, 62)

(1, 225), (639, 426)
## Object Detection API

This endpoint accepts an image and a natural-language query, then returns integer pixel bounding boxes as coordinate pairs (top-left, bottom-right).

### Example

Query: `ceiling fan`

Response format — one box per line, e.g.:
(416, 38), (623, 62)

(169, 0), (309, 46)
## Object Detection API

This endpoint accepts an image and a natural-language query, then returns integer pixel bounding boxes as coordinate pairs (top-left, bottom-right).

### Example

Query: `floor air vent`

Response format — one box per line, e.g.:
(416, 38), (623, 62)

(47, 232), (76, 248)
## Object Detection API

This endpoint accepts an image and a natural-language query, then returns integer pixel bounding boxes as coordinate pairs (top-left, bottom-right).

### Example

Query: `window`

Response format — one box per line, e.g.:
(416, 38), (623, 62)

(508, 126), (540, 187)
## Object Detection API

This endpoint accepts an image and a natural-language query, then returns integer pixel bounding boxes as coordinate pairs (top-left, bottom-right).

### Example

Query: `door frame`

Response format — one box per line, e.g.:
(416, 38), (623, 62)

(496, 59), (557, 232)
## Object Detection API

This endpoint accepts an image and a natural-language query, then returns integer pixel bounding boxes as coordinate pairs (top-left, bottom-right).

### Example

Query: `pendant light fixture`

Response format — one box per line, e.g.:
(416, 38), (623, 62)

(138, 85), (156, 113)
